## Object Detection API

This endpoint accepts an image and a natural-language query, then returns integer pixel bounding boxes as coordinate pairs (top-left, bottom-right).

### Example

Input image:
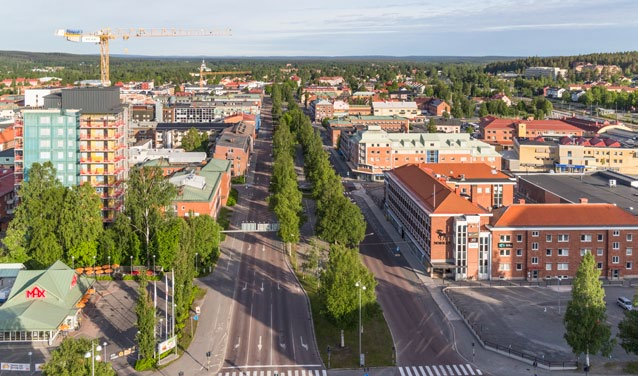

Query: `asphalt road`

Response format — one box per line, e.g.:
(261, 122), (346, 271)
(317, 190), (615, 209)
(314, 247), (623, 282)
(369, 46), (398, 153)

(221, 98), (323, 376)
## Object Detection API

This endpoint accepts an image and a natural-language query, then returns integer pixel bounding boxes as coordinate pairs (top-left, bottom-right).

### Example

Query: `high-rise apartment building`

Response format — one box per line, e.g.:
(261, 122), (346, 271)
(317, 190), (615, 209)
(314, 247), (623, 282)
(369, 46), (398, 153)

(15, 87), (128, 221)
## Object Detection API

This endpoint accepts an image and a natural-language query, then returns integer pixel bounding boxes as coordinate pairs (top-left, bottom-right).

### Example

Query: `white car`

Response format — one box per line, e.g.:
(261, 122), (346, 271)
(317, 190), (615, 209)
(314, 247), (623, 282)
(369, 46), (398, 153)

(618, 296), (634, 311)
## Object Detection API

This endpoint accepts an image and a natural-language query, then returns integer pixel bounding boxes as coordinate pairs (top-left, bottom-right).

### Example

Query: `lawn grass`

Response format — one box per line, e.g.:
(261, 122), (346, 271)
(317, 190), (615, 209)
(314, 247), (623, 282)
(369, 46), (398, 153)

(298, 274), (394, 368)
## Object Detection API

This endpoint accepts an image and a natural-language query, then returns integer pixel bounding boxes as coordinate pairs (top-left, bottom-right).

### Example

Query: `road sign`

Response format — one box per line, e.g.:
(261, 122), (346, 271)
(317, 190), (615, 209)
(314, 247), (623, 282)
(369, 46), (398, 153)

(195, 306), (201, 314)
(194, 315), (199, 321)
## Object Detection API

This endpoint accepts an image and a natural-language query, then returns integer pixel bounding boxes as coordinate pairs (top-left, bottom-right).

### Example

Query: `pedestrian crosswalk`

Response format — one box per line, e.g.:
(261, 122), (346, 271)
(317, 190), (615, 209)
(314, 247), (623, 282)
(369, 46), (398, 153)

(219, 369), (327, 376)
(398, 365), (482, 376)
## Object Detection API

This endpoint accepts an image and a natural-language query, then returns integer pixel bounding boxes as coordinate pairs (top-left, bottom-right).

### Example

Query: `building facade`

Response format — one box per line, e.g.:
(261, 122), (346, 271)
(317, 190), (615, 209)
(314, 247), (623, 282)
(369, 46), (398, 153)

(384, 164), (493, 280)
(489, 201), (638, 280)
(372, 101), (419, 119)
(341, 126), (501, 180)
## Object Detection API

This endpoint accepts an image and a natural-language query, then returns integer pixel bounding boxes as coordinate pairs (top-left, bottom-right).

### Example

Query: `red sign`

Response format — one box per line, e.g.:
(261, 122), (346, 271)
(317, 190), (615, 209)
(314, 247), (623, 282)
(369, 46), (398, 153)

(70, 274), (77, 289)
(25, 286), (46, 299)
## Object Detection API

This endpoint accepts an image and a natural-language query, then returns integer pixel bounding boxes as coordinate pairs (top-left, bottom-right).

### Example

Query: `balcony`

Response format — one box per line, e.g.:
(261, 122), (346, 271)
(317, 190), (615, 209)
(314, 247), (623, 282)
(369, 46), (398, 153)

(79, 119), (125, 129)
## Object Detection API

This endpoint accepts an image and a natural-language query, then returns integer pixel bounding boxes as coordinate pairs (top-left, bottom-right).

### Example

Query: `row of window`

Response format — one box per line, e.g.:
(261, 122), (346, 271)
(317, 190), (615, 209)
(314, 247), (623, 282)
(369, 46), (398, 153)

(500, 231), (631, 243)
(501, 260), (634, 272)
(500, 247), (633, 257)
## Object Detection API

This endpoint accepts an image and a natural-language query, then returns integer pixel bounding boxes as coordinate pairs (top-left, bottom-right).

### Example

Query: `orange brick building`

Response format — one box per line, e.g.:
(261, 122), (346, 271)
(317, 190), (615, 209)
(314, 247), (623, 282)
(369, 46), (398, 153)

(489, 201), (638, 281)
(169, 159), (231, 218)
(419, 163), (516, 210)
(479, 116), (585, 149)
(385, 164), (493, 280)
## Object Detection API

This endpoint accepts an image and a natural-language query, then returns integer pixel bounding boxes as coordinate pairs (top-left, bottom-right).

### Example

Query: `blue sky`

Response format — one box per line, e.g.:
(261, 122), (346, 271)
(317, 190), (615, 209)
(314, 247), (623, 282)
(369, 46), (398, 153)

(2, 0), (637, 57)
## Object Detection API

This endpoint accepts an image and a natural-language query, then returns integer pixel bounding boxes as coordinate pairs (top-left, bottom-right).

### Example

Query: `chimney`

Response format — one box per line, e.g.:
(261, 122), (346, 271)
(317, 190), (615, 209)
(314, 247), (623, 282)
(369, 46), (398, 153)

(579, 198), (589, 204)
(519, 199), (525, 205)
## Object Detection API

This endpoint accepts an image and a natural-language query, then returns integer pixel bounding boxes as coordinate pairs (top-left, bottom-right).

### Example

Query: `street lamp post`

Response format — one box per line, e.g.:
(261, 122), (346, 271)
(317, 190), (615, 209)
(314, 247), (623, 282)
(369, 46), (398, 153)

(355, 281), (366, 367)
(84, 341), (102, 376)
(71, 255), (75, 269)
(108, 256), (111, 275)
(557, 277), (562, 314)
(103, 342), (107, 363)
(28, 351), (32, 372)
(93, 255), (96, 277)
(195, 253), (199, 276)
(130, 255), (133, 275)
(152, 255), (156, 275)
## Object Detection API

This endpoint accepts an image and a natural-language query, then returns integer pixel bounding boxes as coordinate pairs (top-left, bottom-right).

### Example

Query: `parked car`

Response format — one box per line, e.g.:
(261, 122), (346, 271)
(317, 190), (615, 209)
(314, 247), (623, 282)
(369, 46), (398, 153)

(618, 296), (634, 311)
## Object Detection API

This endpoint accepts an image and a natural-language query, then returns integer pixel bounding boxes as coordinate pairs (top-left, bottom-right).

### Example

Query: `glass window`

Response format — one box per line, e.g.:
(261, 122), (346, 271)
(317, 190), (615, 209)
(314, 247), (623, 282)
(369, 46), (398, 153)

(531, 257), (539, 264)
(597, 248), (604, 256)
(557, 263), (569, 270)
(545, 263), (552, 271)
(532, 243), (539, 250)
(516, 263), (522, 271)
(613, 242), (620, 250)
(628, 262), (633, 270)
(39, 151), (50, 159)
(557, 234), (569, 242)
(517, 234), (523, 242)
(532, 231), (539, 237)
(558, 249), (569, 256)
(613, 230), (620, 236)
(500, 249), (511, 256)
(612, 256), (620, 264)
(628, 234), (633, 242)
(516, 249), (523, 256)
(546, 234), (552, 242)
(597, 262), (603, 269)
(500, 235), (511, 242)
(39, 139), (51, 148)
(628, 248), (633, 256)
(581, 234), (592, 242)
(39, 127), (50, 136)
(546, 249), (552, 256)
(597, 234), (604, 241)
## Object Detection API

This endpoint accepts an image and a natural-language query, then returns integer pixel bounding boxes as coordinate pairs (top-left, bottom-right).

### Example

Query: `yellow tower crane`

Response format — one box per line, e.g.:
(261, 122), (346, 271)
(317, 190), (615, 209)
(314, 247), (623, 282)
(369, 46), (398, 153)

(193, 60), (251, 88)
(55, 28), (232, 86)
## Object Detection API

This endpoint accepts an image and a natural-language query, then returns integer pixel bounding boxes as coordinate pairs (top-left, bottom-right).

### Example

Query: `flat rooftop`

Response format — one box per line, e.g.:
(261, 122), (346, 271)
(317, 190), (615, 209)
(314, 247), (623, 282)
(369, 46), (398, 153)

(518, 171), (638, 215)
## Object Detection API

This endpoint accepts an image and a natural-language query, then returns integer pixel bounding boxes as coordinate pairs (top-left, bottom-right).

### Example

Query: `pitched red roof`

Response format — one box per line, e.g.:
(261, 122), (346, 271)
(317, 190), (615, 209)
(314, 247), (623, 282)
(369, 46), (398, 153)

(388, 164), (488, 215)
(418, 163), (511, 181)
(491, 203), (638, 227)
(481, 117), (582, 132)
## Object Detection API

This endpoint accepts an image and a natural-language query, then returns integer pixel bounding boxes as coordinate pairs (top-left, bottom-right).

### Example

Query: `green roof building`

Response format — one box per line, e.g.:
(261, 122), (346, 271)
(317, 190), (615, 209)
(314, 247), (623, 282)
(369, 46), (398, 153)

(0, 261), (94, 345)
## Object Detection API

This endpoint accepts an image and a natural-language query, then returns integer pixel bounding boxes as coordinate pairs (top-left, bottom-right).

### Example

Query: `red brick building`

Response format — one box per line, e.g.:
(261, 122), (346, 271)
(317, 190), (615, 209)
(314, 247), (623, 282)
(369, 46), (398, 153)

(385, 164), (493, 280)
(479, 116), (585, 149)
(169, 159), (231, 218)
(419, 163), (516, 210)
(489, 200), (638, 280)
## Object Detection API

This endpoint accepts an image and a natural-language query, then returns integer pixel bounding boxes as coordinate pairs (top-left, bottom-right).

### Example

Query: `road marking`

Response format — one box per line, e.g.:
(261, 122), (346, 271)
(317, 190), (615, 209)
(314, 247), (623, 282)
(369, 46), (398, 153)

(302, 370), (306, 376)
(405, 367), (413, 376)
(261, 282), (264, 292)
(234, 337), (241, 350)
(300, 336), (308, 351)
(232, 372), (236, 376)
(445, 365), (453, 375)
(458, 365), (468, 375)
(315, 370), (320, 376)
(412, 366), (419, 376)
(432, 366), (441, 376)
(452, 365), (460, 375)
(424, 366), (434, 376)
(476, 369), (482, 376)
(322, 371), (327, 376)
(262, 245), (265, 252)
(294, 371), (299, 376)
(267, 372), (271, 376)
(465, 365), (475, 376)
(399, 367), (407, 376)
(258, 336), (262, 351)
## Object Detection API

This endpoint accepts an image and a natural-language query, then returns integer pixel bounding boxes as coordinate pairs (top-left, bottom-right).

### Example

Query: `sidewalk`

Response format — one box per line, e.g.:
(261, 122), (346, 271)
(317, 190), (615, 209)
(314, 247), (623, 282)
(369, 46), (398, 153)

(351, 187), (628, 376)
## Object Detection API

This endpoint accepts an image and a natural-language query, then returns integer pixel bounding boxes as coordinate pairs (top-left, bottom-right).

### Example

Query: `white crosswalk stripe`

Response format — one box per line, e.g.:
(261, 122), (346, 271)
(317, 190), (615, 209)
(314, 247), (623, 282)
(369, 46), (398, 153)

(322, 371), (327, 376)
(315, 371), (320, 376)
(260, 371), (264, 376)
(397, 365), (483, 376)
(302, 370), (306, 376)
(412, 366), (419, 376)
(267, 372), (272, 376)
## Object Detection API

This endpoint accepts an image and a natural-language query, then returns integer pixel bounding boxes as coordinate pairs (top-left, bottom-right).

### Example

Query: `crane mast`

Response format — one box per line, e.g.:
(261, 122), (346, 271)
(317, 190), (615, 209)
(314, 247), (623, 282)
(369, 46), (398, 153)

(55, 28), (231, 86)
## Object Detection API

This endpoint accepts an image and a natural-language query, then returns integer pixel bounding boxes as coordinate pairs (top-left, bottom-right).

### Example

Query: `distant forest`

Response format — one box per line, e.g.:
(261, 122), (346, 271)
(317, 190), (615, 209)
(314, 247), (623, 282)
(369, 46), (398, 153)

(485, 51), (638, 76)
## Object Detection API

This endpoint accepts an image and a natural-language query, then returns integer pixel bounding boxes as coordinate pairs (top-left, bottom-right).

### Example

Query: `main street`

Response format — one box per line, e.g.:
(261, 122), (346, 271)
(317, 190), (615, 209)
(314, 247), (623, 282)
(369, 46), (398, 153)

(323, 125), (484, 375)
(220, 98), (324, 376)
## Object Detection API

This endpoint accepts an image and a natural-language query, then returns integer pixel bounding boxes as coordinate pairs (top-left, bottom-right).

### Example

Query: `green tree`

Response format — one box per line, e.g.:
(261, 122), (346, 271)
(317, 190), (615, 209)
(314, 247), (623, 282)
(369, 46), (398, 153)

(3, 162), (65, 267)
(135, 273), (156, 367)
(320, 243), (377, 327)
(187, 214), (222, 267)
(125, 166), (177, 268)
(618, 291), (638, 355)
(316, 196), (366, 247)
(427, 118), (437, 133)
(181, 128), (202, 151)
(42, 337), (115, 376)
(564, 252), (614, 367)
(478, 102), (488, 117)
(60, 183), (104, 267)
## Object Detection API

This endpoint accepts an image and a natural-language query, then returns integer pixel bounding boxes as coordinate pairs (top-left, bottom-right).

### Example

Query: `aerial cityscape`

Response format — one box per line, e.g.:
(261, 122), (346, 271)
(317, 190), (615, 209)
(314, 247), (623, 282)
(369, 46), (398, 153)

(0, 1), (638, 376)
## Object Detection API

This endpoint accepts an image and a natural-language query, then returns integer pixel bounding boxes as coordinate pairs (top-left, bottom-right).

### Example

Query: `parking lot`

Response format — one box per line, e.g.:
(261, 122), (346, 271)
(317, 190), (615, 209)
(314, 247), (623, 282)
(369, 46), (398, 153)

(447, 283), (638, 365)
